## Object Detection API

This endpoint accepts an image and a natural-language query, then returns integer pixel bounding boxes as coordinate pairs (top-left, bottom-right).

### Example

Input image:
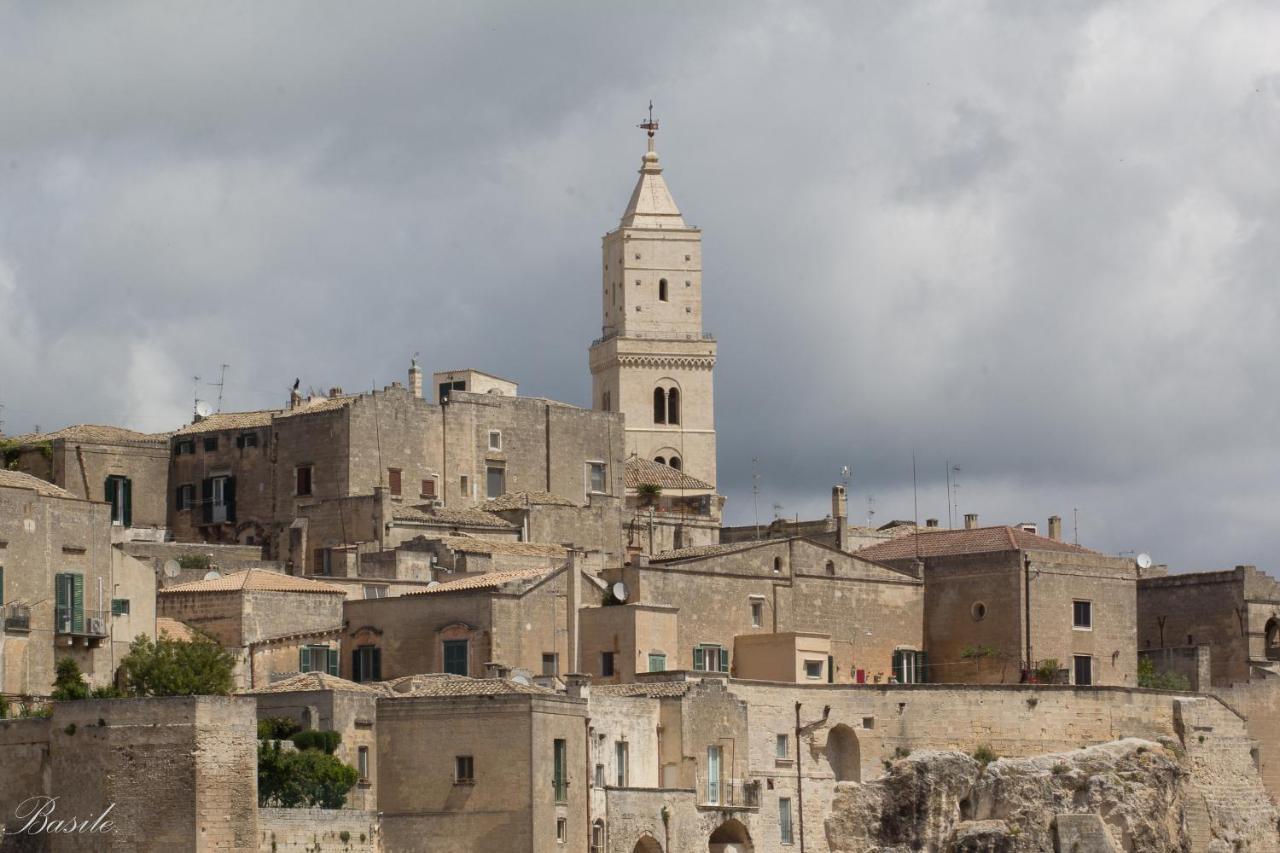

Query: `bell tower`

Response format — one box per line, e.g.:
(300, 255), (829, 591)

(589, 108), (718, 489)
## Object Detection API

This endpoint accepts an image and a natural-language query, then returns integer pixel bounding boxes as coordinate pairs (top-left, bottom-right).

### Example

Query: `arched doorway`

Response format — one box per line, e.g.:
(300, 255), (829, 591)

(633, 835), (663, 853)
(1267, 618), (1280, 661)
(709, 819), (753, 853)
(827, 723), (861, 782)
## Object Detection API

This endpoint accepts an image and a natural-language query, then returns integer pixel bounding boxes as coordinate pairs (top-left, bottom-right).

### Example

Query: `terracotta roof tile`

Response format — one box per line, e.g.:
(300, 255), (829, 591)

(379, 673), (552, 697)
(273, 396), (354, 420)
(154, 617), (198, 642)
(482, 491), (577, 511)
(247, 672), (382, 695)
(391, 505), (517, 529)
(649, 541), (758, 562)
(594, 682), (691, 698)
(854, 526), (1097, 562)
(158, 568), (347, 595)
(624, 456), (713, 491)
(173, 410), (278, 436)
(10, 424), (170, 446)
(0, 469), (77, 499)
(431, 537), (568, 558)
(403, 566), (558, 596)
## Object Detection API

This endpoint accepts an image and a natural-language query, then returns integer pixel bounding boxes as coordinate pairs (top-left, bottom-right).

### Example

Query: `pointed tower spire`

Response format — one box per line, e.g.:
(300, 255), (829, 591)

(621, 102), (685, 228)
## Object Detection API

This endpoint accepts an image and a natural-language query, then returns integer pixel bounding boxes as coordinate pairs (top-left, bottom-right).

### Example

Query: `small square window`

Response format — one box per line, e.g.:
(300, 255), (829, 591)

(111, 598), (130, 616)
(455, 755), (475, 784)
(804, 659), (824, 680)
(684, 254), (691, 261)
(488, 431), (502, 452)
(363, 584), (388, 599)
(202, 436), (218, 452)
(1073, 600), (1092, 630)
(421, 478), (436, 499)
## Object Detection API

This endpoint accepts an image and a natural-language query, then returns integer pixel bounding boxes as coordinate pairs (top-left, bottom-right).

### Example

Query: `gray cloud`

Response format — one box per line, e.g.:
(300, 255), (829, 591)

(2, 1), (1278, 569)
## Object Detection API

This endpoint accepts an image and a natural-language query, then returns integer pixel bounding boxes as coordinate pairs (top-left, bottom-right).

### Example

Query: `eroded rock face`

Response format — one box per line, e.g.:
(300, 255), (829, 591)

(825, 737), (1278, 853)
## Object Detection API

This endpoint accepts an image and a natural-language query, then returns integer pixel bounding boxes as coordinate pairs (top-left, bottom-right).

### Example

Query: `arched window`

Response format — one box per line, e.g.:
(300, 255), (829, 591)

(653, 387), (666, 424)
(1267, 618), (1280, 661)
(658, 278), (668, 301)
(826, 724), (861, 782)
(666, 388), (680, 425)
(654, 456), (666, 466)
(668, 456), (681, 470)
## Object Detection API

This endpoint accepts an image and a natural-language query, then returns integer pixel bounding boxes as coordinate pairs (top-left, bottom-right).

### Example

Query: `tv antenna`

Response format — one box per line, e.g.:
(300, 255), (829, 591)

(840, 465), (851, 490)
(192, 375), (202, 419)
(866, 494), (877, 525)
(752, 457), (761, 540)
(211, 364), (229, 412)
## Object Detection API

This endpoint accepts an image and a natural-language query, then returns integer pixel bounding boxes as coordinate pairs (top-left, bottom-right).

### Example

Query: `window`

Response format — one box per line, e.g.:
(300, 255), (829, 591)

(750, 599), (764, 628)
(615, 740), (628, 786)
(892, 649), (928, 684)
(1073, 655), (1093, 686)
(553, 739), (568, 803)
(486, 465), (505, 498)
(175, 439), (195, 455)
(175, 483), (194, 512)
(296, 465), (313, 497)
(779, 797), (794, 844)
(358, 747), (370, 782)
(1073, 600), (1092, 630)
(556, 818), (567, 844)
(666, 388), (680, 425)
(659, 278), (668, 301)
(706, 745), (722, 804)
(362, 584), (388, 599)
(54, 572), (83, 634)
(588, 462), (607, 494)
(438, 379), (465, 403)
(773, 557), (782, 573)
(201, 476), (234, 524)
(776, 734), (789, 759)
(601, 652), (615, 677)
(653, 387), (667, 424)
(602, 390), (611, 411)
(300, 644), (338, 675)
(443, 640), (469, 676)
(421, 478), (436, 499)
(460, 475), (469, 496)
(542, 652), (559, 677)
(825, 560), (836, 576)
(387, 468), (402, 496)
(203, 436), (218, 452)
(668, 456), (681, 470)
(594, 763), (605, 788)
(111, 598), (130, 616)
(104, 476), (131, 526)
(455, 755), (475, 784)
(235, 431), (259, 449)
(648, 653), (667, 672)
(591, 820), (604, 853)
(804, 659), (824, 680)
(488, 430), (502, 451)
(352, 645), (381, 683)
(313, 548), (332, 575)
(693, 644), (728, 673)
(654, 456), (666, 466)
(971, 601), (987, 621)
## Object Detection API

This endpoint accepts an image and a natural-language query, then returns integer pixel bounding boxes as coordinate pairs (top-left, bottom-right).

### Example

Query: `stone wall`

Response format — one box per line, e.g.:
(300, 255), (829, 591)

(49, 439), (170, 530)
(1140, 645), (1211, 691)
(258, 808), (380, 852)
(1138, 569), (1253, 687)
(168, 423), (275, 546)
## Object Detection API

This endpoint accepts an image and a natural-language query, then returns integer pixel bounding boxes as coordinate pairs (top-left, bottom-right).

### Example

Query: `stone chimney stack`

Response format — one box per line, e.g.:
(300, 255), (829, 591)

(483, 661), (512, 679)
(1048, 515), (1062, 541)
(832, 485), (848, 550)
(964, 513), (979, 530)
(925, 518), (939, 528)
(408, 355), (423, 399)
(564, 673), (592, 701)
(289, 385), (302, 410)
(565, 548), (580, 673)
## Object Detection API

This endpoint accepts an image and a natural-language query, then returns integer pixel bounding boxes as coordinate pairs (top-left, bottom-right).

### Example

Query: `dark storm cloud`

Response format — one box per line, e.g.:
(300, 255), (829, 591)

(1, 1), (1277, 569)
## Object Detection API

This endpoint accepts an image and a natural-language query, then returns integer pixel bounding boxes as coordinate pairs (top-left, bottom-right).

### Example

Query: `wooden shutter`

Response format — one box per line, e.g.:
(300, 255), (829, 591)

(0, 566), (4, 607)
(327, 648), (339, 676)
(72, 573), (84, 633)
(388, 469), (401, 496)
(719, 648), (729, 673)
(352, 649), (362, 682)
(224, 477), (236, 522)
(299, 646), (311, 673)
(104, 477), (115, 518)
(693, 647), (704, 671)
(201, 479), (213, 523)
(122, 478), (132, 527)
(371, 647), (382, 681)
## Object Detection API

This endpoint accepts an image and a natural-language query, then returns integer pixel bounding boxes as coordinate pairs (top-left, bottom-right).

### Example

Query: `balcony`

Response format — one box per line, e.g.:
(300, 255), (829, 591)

(55, 607), (110, 643)
(3, 603), (30, 633)
(701, 779), (760, 811)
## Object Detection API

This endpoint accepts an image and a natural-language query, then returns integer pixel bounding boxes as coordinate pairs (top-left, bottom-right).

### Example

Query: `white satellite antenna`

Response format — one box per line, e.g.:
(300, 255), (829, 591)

(194, 400), (213, 419)
(1136, 553), (1153, 570)
(163, 559), (181, 579)
(202, 570), (222, 581)
(510, 669), (533, 685)
(426, 580), (441, 590)
(611, 581), (629, 603)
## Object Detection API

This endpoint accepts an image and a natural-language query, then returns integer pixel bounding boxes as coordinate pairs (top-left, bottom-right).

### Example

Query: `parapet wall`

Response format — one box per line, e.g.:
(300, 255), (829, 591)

(258, 808), (380, 852)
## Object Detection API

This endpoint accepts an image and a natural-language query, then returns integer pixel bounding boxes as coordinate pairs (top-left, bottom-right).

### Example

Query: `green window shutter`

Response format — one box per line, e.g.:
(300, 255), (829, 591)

(224, 477), (236, 523)
(327, 648), (339, 676)
(720, 649), (729, 673)
(72, 573), (84, 633)
(0, 566), (4, 607)
(300, 646), (311, 673)
(122, 478), (132, 527)
(372, 647), (382, 681)
(693, 647), (705, 671)
(352, 649), (361, 682)
(892, 650), (903, 682)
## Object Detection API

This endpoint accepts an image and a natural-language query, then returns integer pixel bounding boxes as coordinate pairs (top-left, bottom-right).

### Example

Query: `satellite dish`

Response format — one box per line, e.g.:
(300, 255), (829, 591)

(195, 401), (213, 418)
(203, 570), (222, 581)
(510, 669), (533, 685)
(612, 581), (629, 603)
(163, 559), (181, 579)
(426, 580), (441, 589)
(1136, 553), (1153, 569)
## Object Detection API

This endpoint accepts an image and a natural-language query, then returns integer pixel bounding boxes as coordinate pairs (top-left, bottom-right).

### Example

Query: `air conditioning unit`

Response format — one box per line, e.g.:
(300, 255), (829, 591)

(88, 617), (107, 636)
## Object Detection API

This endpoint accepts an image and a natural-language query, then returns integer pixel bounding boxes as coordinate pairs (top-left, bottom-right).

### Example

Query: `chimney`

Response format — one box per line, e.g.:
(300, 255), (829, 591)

(483, 661), (511, 680)
(328, 386), (343, 398)
(408, 356), (423, 399)
(564, 673), (592, 701)
(925, 518), (939, 528)
(625, 543), (642, 566)
(565, 548), (580, 673)
(1048, 515), (1062, 541)
(289, 387), (302, 410)
(832, 485), (848, 550)
(964, 513), (978, 530)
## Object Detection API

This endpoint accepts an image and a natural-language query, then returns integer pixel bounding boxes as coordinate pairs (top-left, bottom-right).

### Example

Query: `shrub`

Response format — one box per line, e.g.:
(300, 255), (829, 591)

(1034, 659), (1060, 684)
(1137, 657), (1191, 691)
(291, 729), (342, 755)
(91, 685), (124, 699)
(1051, 763), (1069, 775)
(120, 632), (235, 697)
(51, 658), (90, 701)
(176, 554), (210, 571)
(972, 744), (998, 767)
(258, 741), (359, 809)
(259, 718), (303, 741)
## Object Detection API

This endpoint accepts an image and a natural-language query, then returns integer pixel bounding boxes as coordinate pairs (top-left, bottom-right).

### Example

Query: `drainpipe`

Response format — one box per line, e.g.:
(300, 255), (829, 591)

(1024, 554), (1033, 679)
(793, 702), (830, 853)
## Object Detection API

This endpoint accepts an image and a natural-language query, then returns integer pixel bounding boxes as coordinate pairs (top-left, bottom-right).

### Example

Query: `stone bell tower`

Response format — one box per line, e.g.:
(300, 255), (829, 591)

(589, 111), (717, 489)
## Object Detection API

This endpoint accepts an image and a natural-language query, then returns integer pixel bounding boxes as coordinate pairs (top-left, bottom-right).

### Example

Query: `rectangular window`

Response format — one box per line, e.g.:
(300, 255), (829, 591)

(208, 475), (232, 523)
(780, 797), (794, 844)
(443, 640), (469, 676)
(358, 746), (370, 782)
(388, 468), (402, 496)
(693, 644), (728, 673)
(299, 644), (332, 673)
(488, 430), (502, 451)
(421, 478), (436, 499)
(588, 462), (607, 494)
(110, 598), (130, 617)
(176, 483), (194, 511)
(615, 740), (628, 787)
(542, 653), (559, 677)
(362, 584), (388, 599)
(352, 645), (381, 683)
(1073, 600), (1092, 630)
(175, 440), (195, 455)
(707, 745), (722, 804)
(892, 649), (928, 684)
(105, 475), (131, 526)
(556, 818), (567, 844)
(235, 431), (259, 448)
(455, 755), (475, 784)
(54, 572), (84, 634)
(1074, 654), (1093, 686)
(203, 436), (218, 452)
(750, 599), (764, 628)
(486, 465), (506, 498)
(648, 653), (666, 672)
(460, 475), (469, 496)
(804, 659), (824, 680)
(553, 739), (568, 803)
(296, 465), (313, 497)
(776, 733), (789, 759)
(594, 763), (605, 788)
(601, 651), (615, 677)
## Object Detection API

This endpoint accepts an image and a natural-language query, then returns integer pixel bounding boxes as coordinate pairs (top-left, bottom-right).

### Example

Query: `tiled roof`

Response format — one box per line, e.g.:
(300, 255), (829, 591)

(624, 456), (713, 491)
(649, 541), (758, 562)
(482, 491), (577, 512)
(391, 505), (517, 529)
(379, 673), (552, 698)
(431, 536), (568, 558)
(9, 424), (170, 446)
(247, 672), (382, 695)
(173, 410), (278, 436)
(854, 526), (1098, 562)
(0, 469), (77, 499)
(273, 396), (354, 420)
(403, 566), (558, 596)
(595, 682), (691, 698)
(155, 617), (198, 642)
(158, 568), (347, 595)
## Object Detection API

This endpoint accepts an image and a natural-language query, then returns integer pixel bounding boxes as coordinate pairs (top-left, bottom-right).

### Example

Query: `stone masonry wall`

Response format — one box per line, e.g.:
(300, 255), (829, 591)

(258, 808), (380, 853)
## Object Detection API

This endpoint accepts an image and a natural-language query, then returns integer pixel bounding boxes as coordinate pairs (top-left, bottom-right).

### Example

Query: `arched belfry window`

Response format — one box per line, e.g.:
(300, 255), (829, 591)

(659, 278), (669, 301)
(666, 388), (680, 425)
(654, 456), (666, 466)
(653, 387), (667, 424)
(669, 456), (681, 470)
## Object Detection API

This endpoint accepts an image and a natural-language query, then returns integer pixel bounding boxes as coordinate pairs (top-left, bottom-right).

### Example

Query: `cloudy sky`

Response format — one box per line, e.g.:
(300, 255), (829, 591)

(2, 1), (1277, 569)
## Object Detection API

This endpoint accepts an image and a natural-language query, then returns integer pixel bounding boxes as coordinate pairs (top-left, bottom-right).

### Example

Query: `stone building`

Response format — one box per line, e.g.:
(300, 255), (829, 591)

(4, 424), (171, 534)
(855, 520), (1140, 686)
(596, 537), (924, 685)
(589, 130), (718, 492)
(0, 469), (156, 696)
(156, 568), (346, 690)
(624, 456), (722, 555)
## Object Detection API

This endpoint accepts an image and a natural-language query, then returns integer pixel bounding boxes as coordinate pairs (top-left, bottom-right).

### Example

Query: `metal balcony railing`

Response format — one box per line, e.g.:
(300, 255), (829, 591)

(54, 607), (110, 638)
(3, 603), (30, 632)
(703, 779), (760, 809)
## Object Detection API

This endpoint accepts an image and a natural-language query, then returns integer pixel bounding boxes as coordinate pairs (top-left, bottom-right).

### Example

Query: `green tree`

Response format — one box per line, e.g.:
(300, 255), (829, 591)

(1137, 656), (1191, 691)
(258, 739), (359, 809)
(51, 657), (90, 701)
(120, 632), (235, 697)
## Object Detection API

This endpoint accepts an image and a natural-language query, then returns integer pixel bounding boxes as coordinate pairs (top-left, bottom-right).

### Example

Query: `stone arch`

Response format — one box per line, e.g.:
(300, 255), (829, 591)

(633, 834), (663, 853)
(1266, 617), (1280, 661)
(708, 819), (753, 853)
(827, 723), (861, 782)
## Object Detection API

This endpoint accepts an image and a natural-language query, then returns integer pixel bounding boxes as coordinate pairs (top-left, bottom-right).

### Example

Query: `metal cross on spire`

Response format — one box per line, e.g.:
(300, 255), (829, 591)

(638, 100), (659, 137)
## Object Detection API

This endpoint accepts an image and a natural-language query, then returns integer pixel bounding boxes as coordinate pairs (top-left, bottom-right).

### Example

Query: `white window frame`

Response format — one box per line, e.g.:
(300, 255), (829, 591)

(804, 659), (824, 680)
(210, 475), (229, 523)
(488, 430), (502, 452)
(587, 461), (608, 495)
(749, 596), (765, 628)
(1073, 599), (1093, 631)
(776, 733), (789, 760)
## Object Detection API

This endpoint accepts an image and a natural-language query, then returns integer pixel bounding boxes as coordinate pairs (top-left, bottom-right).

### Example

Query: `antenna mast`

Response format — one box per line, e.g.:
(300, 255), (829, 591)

(192, 375), (201, 419)
(752, 457), (761, 541)
(212, 364), (229, 412)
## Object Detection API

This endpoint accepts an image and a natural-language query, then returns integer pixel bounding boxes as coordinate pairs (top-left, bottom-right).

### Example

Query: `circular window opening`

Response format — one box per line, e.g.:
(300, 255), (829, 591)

(971, 602), (987, 621)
